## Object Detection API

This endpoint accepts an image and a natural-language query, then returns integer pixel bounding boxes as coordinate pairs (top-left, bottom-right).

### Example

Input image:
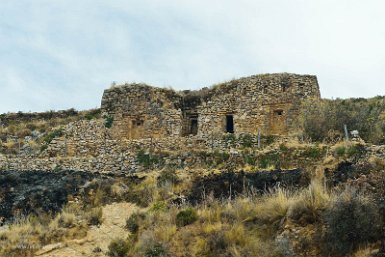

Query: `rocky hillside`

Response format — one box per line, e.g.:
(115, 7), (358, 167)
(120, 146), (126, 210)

(0, 97), (385, 257)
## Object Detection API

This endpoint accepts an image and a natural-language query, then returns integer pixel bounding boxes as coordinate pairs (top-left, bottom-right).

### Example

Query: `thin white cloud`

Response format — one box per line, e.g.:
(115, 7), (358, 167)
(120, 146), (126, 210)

(0, 0), (385, 113)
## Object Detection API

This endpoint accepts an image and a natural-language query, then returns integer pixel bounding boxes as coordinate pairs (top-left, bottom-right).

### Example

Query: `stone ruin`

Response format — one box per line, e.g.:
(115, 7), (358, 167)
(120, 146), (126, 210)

(0, 72), (323, 173)
(101, 73), (321, 140)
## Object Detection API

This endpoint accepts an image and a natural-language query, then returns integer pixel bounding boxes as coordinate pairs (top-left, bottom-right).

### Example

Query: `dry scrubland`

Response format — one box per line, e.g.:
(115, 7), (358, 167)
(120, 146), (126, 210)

(0, 97), (384, 257)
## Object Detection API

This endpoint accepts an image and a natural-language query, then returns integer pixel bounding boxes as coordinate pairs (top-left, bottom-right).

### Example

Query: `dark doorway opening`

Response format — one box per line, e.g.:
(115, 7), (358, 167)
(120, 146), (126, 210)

(226, 115), (234, 133)
(190, 119), (198, 135)
(274, 110), (283, 116)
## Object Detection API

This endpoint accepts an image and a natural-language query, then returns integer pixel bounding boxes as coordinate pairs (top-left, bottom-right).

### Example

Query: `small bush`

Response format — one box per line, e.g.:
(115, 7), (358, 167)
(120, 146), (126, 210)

(86, 207), (103, 226)
(126, 212), (145, 234)
(176, 208), (198, 227)
(107, 238), (130, 257)
(42, 128), (63, 145)
(303, 146), (322, 159)
(137, 150), (160, 168)
(288, 181), (330, 225)
(261, 135), (276, 145)
(335, 146), (346, 157)
(279, 143), (289, 152)
(157, 169), (179, 186)
(334, 144), (363, 158)
(259, 153), (279, 169)
(144, 243), (168, 257)
(256, 188), (291, 227)
(213, 150), (230, 164)
(93, 246), (102, 253)
(84, 109), (101, 120)
(149, 201), (167, 213)
(57, 212), (76, 228)
(321, 190), (383, 257)
(239, 134), (254, 148)
(243, 154), (256, 166)
(345, 144), (361, 157)
(104, 116), (114, 128)
(223, 133), (236, 146)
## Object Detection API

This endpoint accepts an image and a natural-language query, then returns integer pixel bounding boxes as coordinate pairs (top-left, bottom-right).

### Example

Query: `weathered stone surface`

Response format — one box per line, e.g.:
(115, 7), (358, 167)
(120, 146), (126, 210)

(101, 73), (320, 139)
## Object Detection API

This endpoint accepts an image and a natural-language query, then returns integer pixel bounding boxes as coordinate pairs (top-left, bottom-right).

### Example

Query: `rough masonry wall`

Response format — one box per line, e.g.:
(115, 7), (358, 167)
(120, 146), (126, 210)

(101, 73), (320, 140)
(194, 73), (320, 136)
(0, 119), (257, 173)
(101, 84), (183, 139)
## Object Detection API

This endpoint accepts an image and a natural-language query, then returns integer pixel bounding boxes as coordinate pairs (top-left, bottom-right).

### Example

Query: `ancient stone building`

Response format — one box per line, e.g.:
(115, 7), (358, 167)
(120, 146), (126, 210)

(101, 73), (320, 139)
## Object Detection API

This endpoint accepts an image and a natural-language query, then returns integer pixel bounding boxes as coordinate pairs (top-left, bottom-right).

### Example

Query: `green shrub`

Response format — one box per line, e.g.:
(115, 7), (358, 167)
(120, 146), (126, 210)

(176, 208), (198, 227)
(335, 146), (346, 157)
(279, 143), (289, 152)
(42, 128), (63, 145)
(243, 154), (256, 166)
(321, 190), (383, 257)
(223, 133), (236, 146)
(87, 207), (103, 226)
(107, 238), (130, 257)
(149, 201), (167, 213)
(261, 135), (276, 145)
(104, 116), (114, 128)
(259, 153), (279, 169)
(144, 243), (168, 257)
(157, 169), (179, 186)
(136, 150), (160, 168)
(213, 150), (230, 164)
(84, 109), (101, 120)
(345, 144), (364, 158)
(303, 146), (322, 159)
(125, 212), (145, 234)
(299, 97), (385, 144)
(334, 144), (363, 158)
(239, 134), (254, 148)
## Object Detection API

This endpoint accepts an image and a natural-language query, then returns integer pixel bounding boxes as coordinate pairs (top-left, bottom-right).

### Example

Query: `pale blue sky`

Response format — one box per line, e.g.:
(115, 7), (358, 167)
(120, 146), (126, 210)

(1, 0), (385, 113)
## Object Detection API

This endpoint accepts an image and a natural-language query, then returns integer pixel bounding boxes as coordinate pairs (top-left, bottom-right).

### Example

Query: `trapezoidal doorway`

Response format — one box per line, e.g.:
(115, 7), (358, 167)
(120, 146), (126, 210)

(269, 109), (286, 135)
(226, 115), (234, 133)
(182, 114), (199, 136)
(190, 118), (198, 135)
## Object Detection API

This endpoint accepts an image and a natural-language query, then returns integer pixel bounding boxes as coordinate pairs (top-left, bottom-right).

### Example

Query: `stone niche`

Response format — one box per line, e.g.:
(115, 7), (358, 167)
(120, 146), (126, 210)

(101, 73), (321, 139)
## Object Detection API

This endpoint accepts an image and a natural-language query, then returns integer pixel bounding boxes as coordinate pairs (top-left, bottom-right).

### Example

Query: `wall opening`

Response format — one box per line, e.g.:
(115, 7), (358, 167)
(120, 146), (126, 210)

(274, 110), (284, 116)
(269, 108), (286, 135)
(226, 115), (234, 133)
(263, 85), (268, 94)
(132, 119), (144, 127)
(182, 114), (199, 136)
(190, 118), (198, 135)
(127, 117), (145, 139)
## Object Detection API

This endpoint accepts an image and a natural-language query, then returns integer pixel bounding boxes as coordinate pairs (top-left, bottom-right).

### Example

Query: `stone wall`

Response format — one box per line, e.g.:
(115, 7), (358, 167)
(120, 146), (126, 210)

(1, 118), (384, 174)
(0, 73), (322, 174)
(101, 73), (320, 140)
(101, 84), (183, 139)
(0, 119), (278, 173)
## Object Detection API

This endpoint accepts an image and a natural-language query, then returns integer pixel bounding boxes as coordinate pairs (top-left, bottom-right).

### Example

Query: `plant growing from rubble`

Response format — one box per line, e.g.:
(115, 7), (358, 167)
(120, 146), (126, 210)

(104, 115), (114, 128)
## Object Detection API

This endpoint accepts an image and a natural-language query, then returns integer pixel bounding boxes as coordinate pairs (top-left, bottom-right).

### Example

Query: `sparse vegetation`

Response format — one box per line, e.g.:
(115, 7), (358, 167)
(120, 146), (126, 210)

(107, 238), (130, 257)
(1, 105), (385, 256)
(321, 189), (383, 257)
(0, 108), (102, 155)
(175, 208), (198, 227)
(104, 115), (114, 128)
(299, 97), (385, 144)
(136, 149), (161, 168)
(126, 212), (145, 234)
(86, 207), (103, 225)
